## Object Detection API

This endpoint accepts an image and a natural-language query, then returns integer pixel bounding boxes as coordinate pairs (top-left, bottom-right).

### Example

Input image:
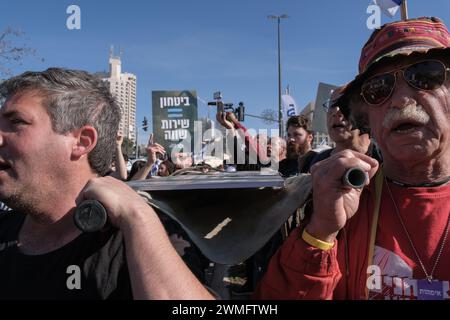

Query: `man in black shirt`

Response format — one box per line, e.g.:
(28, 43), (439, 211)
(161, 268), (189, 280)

(0, 68), (213, 300)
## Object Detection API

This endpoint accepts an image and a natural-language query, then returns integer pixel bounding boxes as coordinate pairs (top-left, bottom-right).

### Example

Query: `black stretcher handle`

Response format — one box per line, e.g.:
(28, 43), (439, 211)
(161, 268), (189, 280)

(74, 169), (367, 232)
(342, 167), (368, 189)
(74, 200), (108, 232)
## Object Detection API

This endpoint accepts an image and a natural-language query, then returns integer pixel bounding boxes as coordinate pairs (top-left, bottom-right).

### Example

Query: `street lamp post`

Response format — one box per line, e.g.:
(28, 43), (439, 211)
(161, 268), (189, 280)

(135, 128), (139, 159)
(401, 0), (408, 21)
(268, 14), (289, 138)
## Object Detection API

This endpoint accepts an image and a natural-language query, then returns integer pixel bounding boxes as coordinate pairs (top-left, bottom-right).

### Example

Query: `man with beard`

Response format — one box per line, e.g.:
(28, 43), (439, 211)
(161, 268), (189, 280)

(278, 115), (313, 177)
(255, 17), (450, 300)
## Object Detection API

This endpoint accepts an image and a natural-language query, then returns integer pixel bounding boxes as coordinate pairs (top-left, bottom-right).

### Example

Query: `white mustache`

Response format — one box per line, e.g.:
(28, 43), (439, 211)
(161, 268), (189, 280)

(382, 104), (430, 128)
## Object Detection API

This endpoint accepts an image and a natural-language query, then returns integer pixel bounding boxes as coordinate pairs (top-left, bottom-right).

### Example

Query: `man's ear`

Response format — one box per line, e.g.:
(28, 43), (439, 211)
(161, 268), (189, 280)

(71, 126), (98, 159)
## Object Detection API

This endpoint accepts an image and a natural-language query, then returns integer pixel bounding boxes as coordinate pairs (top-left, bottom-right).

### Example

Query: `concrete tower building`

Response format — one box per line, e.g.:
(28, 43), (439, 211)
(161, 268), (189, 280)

(102, 50), (137, 141)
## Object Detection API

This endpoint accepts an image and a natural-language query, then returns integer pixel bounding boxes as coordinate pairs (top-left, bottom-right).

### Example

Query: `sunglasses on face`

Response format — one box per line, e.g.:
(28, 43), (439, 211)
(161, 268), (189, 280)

(322, 99), (348, 115)
(360, 59), (450, 106)
(322, 98), (335, 111)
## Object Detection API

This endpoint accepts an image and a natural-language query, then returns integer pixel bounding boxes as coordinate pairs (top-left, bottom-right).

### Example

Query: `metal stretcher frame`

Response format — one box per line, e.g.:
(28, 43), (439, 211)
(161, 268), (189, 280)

(127, 171), (285, 191)
(130, 172), (313, 265)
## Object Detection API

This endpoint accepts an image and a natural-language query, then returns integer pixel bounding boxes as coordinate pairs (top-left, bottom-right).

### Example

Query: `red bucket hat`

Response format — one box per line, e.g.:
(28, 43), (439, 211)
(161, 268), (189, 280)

(339, 17), (450, 129)
(359, 16), (450, 73)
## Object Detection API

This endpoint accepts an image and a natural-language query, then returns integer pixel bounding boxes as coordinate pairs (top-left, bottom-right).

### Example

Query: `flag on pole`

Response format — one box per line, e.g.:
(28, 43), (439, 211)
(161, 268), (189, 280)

(281, 93), (299, 128)
(374, 0), (403, 17)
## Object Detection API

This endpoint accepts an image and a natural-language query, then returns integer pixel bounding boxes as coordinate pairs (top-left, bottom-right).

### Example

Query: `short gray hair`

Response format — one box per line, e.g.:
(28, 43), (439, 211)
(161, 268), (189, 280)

(0, 68), (121, 176)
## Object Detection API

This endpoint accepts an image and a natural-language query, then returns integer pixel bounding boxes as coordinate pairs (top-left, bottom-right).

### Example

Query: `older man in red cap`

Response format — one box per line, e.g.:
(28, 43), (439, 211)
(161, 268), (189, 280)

(254, 17), (450, 300)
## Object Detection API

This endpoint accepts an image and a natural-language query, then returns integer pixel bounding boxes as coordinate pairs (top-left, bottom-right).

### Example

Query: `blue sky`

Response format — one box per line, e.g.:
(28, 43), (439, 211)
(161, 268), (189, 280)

(1, 0), (450, 144)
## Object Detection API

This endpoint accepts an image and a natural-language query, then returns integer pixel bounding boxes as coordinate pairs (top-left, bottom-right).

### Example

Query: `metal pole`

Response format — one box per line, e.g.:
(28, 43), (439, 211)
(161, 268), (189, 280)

(245, 113), (279, 123)
(268, 14), (288, 137)
(277, 17), (283, 138)
(401, 0), (408, 21)
(135, 128), (139, 159)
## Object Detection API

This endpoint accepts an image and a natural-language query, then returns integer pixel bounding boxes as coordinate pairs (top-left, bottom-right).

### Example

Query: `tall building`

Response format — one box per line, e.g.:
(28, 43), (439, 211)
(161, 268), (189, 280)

(102, 54), (137, 142)
(300, 101), (315, 124)
(300, 101), (334, 149)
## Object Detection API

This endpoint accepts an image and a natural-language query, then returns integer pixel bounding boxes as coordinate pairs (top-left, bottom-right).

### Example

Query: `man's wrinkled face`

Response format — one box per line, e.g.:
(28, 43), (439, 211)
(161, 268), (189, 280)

(364, 55), (450, 165)
(0, 90), (72, 209)
(286, 126), (312, 159)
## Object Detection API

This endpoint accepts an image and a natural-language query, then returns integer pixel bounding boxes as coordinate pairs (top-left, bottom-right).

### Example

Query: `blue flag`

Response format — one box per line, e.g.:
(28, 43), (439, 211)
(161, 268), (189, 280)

(374, 0), (403, 17)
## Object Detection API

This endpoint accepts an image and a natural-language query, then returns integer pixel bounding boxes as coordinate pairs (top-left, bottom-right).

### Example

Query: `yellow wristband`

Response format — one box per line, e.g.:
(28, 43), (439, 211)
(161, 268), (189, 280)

(302, 229), (335, 251)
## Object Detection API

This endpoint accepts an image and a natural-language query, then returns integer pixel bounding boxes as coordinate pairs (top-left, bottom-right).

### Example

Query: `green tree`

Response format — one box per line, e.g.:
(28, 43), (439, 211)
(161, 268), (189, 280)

(137, 144), (147, 158)
(260, 108), (277, 124)
(0, 27), (43, 77)
(121, 137), (135, 157)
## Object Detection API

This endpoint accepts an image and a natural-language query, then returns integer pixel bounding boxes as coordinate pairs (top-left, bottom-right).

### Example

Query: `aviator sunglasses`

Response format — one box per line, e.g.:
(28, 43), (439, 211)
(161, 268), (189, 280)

(360, 59), (450, 105)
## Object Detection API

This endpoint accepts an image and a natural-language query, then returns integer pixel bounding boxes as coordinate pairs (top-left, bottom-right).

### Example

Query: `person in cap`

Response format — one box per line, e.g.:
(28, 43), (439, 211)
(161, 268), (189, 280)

(301, 85), (382, 173)
(254, 17), (450, 300)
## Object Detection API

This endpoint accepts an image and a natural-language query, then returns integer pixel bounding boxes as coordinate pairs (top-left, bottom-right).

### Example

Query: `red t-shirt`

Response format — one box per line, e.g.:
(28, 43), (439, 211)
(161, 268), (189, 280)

(369, 181), (450, 300)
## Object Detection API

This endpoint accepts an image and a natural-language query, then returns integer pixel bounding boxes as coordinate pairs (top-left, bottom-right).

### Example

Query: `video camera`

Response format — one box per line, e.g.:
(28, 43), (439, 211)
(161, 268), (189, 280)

(208, 91), (245, 122)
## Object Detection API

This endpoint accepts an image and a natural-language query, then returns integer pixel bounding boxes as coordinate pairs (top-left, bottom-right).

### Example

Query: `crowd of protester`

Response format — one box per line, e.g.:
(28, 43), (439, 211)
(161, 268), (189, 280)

(0, 16), (449, 300)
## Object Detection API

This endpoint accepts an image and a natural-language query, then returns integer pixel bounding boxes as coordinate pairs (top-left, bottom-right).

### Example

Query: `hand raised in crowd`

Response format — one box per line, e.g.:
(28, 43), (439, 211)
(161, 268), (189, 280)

(147, 143), (166, 164)
(224, 111), (239, 125)
(110, 133), (128, 181)
(116, 134), (124, 146)
(146, 134), (166, 164)
(216, 111), (236, 129)
(307, 150), (379, 243)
